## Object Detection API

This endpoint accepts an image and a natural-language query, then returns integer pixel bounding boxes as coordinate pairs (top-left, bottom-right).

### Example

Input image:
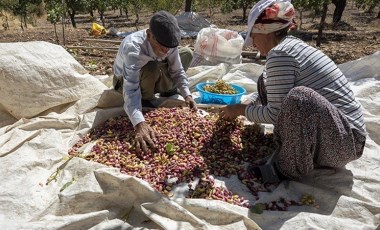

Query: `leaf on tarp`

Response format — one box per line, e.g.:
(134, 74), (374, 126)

(60, 178), (76, 192)
(249, 203), (265, 214)
(165, 143), (175, 153)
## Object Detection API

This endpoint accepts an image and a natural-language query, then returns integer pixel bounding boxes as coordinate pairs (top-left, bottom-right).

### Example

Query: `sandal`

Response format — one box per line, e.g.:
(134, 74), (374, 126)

(248, 152), (285, 184)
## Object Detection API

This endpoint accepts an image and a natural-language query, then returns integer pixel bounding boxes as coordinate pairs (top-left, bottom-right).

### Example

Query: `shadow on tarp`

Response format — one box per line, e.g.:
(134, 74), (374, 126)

(194, 115), (354, 229)
(248, 167), (354, 230)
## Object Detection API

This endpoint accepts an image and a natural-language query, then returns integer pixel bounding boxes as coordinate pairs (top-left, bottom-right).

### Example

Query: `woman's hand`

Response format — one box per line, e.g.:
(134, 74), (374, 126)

(219, 104), (248, 120)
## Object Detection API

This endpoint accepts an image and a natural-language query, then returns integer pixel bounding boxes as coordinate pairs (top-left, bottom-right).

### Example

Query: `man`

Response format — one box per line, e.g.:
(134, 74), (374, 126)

(113, 10), (197, 153)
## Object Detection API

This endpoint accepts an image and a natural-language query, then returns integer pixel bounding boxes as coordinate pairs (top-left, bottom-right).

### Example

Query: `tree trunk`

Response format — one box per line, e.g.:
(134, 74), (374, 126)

(61, 0), (65, 46)
(242, 5), (247, 21)
(125, 9), (129, 19)
(135, 13), (140, 31)
(69, 12), (76, 28)
(298, 10), (303, 30)
(317, 1), (328, 47)
(23, 14), (27, 28)
(365, 4), (376, 13)
(20, 15), (24, 31)
(99, 11), (105, 26)
(185, 0), (192, 12)
(332, 0), (346, 23)
(3, 15), (9, 30)
(99, 11), (104, 21)
(54, 23), (59, 44)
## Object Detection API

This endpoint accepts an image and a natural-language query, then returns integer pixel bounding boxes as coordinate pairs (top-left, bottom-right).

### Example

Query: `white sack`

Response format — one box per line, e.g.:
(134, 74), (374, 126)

(190, 28), (244, 67)
(0, 41), (108, 119)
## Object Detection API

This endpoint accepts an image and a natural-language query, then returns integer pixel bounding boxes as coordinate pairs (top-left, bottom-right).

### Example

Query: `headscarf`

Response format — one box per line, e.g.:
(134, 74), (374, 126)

(252, 1), (296, 34)
(244, 0), (296, 47)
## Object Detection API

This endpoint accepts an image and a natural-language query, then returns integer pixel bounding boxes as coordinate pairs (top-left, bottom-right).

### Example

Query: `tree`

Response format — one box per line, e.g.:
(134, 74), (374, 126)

(0, 0), (14, 30)
(108, 0), (128, 17)
(11, 0), (42, 30)
(332, 0), (346, 23)
(185, 0), (192, 12)
(85, 0), (97, 19)
(146, 0), (183, 15)
(45, 0), (67, 45)
(129, 0), (144, 30)
(65, 0), (86, 28)
(221, 0), (255, 21)
(46, 4), (62, 43)
(119, 0), (130, 18)
(293, 0), (324, 29)
(196, 0), (223, 16)
(96, 0), (108, 26)
(317, 0), (329, 46)
(355, 0), (380, 18)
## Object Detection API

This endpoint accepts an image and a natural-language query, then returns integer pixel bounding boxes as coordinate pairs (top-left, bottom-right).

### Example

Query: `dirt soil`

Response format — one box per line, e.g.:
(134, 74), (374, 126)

(1, 4), (379, 76)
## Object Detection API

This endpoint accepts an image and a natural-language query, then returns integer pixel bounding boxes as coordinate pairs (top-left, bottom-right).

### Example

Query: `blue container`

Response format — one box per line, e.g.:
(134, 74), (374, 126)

(195, 82), (247, 105)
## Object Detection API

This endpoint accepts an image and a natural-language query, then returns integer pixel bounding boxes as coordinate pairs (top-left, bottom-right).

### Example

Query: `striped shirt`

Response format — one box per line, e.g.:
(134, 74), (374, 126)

(245, 36), (366, 134)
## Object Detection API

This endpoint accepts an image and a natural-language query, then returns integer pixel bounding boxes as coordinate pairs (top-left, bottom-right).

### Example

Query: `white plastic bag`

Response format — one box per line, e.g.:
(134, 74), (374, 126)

(190, 27), (244, 67)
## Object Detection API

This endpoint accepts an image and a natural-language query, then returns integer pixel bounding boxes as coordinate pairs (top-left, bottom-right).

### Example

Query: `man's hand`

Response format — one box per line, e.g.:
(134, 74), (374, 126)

(185, 95), (197, 111)
(219, 104), (248, 121)
(134, 121), (157, 153)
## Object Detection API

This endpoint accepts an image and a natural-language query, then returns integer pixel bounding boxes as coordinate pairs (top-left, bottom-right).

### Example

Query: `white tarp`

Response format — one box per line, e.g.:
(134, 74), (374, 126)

(109, 12), (212, 39)
(175, 12), (213, 38)
(0, 41), (379, 230)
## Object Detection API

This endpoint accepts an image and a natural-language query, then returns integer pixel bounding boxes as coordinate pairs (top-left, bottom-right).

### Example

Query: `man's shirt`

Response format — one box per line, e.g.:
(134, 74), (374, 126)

(114, 29), (191, 126)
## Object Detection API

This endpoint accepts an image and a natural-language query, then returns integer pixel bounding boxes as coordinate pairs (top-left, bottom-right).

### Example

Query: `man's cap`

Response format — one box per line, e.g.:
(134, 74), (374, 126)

(150, 11), (181, 48)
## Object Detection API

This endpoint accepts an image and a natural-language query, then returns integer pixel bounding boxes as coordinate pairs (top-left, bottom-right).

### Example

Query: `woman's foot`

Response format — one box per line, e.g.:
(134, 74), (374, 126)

(248, 152), (286, 184)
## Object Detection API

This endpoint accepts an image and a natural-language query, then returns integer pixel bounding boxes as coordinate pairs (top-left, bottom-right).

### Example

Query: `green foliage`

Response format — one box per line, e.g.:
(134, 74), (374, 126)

(47, 8), (61, 24)
(220, 0), (234, 14)
(129, 0), (144, 15)
(145, 0), (182, 14)
(0, 0), (16, 12)
(65, 0), (86, 14)
(192, 0), (223, 15)
(11, 0), (43, 16)
(85, 0), (98, 13)
(45, 0), (65, 21)
(4, 0), (42, 29)
(219, 0), (256, 21)
(292, 0), (327, 11)
(220, 0), (256, 14)
(354, 0), (380, 11)
(249, 203), (264, 214)
(86, 0), (108, 14)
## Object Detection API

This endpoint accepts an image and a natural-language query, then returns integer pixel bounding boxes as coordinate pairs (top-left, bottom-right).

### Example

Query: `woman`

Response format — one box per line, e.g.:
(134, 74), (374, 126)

(220, 0), (366, 183)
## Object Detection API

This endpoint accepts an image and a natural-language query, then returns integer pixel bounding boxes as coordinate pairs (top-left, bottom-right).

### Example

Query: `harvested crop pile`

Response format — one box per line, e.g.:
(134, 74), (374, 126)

(69, 107), (303, 209)
(203, 79), (238, 94)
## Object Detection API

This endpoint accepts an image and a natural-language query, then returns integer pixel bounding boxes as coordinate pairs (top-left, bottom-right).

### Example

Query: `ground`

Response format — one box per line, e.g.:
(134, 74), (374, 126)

(0, 3), (379, 76)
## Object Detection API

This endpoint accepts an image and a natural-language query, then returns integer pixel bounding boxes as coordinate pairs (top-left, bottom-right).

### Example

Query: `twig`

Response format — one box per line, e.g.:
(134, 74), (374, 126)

(45, 152), (81, 185)
(122, 206), (134, 221)
(82, 38), (122, 44)
(66, 45), (118, 50)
